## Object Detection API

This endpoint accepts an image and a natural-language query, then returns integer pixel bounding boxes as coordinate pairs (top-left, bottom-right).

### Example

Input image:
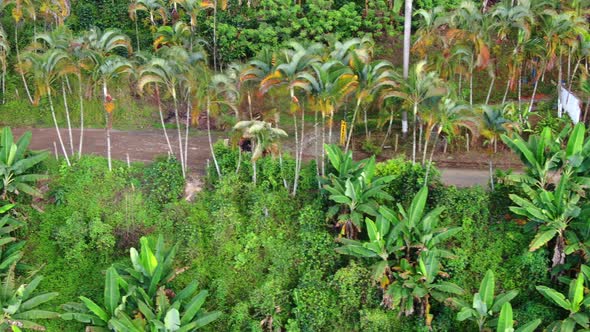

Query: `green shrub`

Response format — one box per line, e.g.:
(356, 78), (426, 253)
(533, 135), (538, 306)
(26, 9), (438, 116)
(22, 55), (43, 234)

(142, 156), (185, 205)
(375, 157), (443, 207)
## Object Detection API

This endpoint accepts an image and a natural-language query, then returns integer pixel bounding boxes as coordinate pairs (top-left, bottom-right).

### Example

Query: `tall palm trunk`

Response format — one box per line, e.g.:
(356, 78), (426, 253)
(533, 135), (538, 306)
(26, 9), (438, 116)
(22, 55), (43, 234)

(78, 74), (85, 157)
(48, 87), (71, 166)
(363, 107), (370, 141)
(134, 11), (141, 53)
(290, 88), (300, 192)
(469, 55), (474, 105)
(293, 97), (306, 196)
(1, 65), (6, 104)
(402, 0), (412, 138)
(345, 98), (361, 153)
(102, 81), (113, 171)
(15, 26), (34, 104)
(412, 103), (418, 164)
(424, 127), (441, 183)
(213, 0), (218, 71)
(485, 75), (495, 105)
(62, 80), (74, 156)
(207, 96), (221, 177)
(171, 87), (186, 177)
(184, 96), (191, 172)
(155, 85), (174, 156)
(381, 106), (394, 149)
(558, 55), (563, 117)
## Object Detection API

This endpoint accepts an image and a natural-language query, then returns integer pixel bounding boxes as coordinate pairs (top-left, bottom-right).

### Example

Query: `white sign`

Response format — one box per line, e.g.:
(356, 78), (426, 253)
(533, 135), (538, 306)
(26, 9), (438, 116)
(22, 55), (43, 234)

(558, 85), (582, 123)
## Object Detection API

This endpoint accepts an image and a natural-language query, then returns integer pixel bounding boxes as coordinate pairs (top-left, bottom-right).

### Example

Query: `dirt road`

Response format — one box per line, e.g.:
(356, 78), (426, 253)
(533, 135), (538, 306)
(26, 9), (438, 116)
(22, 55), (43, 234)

(12, 127), (500, 187)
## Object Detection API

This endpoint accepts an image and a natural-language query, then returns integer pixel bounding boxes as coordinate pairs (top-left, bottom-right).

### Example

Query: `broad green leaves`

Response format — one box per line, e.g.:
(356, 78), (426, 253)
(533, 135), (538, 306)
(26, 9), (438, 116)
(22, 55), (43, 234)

(453, 270), (519, 331)
(0, 127), (49, 200)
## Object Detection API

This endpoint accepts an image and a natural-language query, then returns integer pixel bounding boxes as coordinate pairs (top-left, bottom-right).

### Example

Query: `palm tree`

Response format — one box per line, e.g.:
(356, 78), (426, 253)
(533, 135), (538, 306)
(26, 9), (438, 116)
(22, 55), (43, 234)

(233, 120), (288, 184)
(240, 48), (275, 121)
(129, 0), (168, 30)
(345, 55), (394, 152)
(137, 51), (188, 176)
(94, 56), (134, 171)
(402, 0), (413, 137)
(136, 55), (175, 158)
(21, 49), (76, 166)
(33, 26), (77, 157)
(2, 0), (35, 104)
(260, 43), (320, 196)
(300, 61), (357, 175)
(421, 95), (472, 166)
(446, 0), (491, 105)
(0, 25), (9, 105)
(153, 21), (191, 49)
(479, 104), (514, 190)
(383, 61), (444, 164)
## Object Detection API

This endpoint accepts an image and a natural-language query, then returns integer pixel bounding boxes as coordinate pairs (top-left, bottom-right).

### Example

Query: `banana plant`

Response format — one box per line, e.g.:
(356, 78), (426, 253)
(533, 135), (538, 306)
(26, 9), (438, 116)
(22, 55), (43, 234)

(453, 270), (519, 331)
(0, 204), (25, 274)
(62, 266), (134, 330)
(500, 126), (563, 188)
(111, 284), (221, 331)
(0, 266), (59, 331)
(336, 186), (462, 327)
(324, 144), (394, 238)
(496, 302), (541, 332)
(509, 170), (582, 268)
(0, 127), (49, 200)
(386, 252), (463, 328)
(536, 273), (590, 331)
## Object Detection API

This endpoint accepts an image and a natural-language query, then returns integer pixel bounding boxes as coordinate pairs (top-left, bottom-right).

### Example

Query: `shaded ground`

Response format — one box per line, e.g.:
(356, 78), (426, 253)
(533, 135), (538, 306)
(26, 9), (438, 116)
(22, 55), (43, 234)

(13, 127), (514, 187)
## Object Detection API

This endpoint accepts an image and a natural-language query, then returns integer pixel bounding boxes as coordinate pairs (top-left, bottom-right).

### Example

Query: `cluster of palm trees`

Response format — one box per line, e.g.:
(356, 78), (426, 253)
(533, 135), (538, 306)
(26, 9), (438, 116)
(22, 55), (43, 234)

(0, 0), (588, 191)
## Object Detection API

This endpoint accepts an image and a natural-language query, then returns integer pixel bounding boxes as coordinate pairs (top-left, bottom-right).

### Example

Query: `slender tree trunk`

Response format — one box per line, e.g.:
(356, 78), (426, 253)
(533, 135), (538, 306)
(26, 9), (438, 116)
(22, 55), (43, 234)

(78, 74), (84, 157)
(62, 81), (74, 156)
(485, 75), (495, 105)
(363, 107), (369, 141)
(155, 85), (174, 156)
(402, 0), (412, 79)
(424, 128), (441, 183)
(345, 99), (362, 153)
(558, 55), (563, 117)
(489, 158), (494, 191)
(528, 65), (546, 114)
(48, 87), (71, 166)
(1, 66), (5, 104)
(412, 103), (417, 164)
(293, 98), (306, 196)
(502, 74), (510, 104)
(134, 12), (141, 52)
(213, 0), (218, 71)
(207, 96), (221, 177)
(184, 96), (191, 172)
(290, 88), (300, 194)
(172, 88), (186, 177)
(15, 25), (34, 104)
(458, 74), (462, 93)
(469, 61), (474, 105)
(381, 107), (394, 149)
(279, 151), (288, 190)
(248, 91), (253, 120)
(328, 109), (334, 144)
(584, 97), (590, 123)
(321, 113), (326, 176)
(102, 81), (113, 171)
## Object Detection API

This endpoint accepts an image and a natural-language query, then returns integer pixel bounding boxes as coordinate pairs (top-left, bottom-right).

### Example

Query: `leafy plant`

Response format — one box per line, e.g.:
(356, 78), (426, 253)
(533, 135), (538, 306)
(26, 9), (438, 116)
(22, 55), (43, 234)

(336, 186), (462, 328)
(0, 204), (25, 274)
(453, 270), (519, 331)
(116, 235), (178, 298)
(61, 266), (133, 329)
(323, 144), (394, 237)
(0, 127), (49, 200)
(536, 273), (590, 331)
(116, 284), (221, 331)
(0, 266), (59, 331)
(496, 302), (541, 332)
